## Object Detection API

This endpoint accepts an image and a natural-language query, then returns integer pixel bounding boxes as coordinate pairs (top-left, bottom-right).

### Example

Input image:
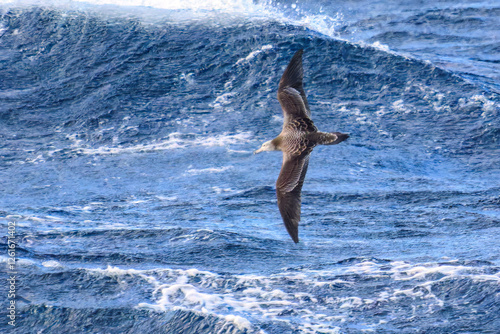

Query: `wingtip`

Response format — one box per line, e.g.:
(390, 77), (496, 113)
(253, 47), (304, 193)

(282, 217), (300, 244)
(338, 132), (349, 142)
(289, 230), (300, 243)
(292, 49), (304, 61)
(279, 49), (305, 90)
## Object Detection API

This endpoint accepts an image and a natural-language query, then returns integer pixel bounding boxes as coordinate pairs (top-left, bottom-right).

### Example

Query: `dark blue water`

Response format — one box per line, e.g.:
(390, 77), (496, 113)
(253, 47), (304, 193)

(1, 0), (499, 333)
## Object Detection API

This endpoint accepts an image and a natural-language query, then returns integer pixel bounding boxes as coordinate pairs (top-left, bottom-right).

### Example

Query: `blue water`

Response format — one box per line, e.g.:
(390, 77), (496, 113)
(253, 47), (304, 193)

(1, 0), (499, 333)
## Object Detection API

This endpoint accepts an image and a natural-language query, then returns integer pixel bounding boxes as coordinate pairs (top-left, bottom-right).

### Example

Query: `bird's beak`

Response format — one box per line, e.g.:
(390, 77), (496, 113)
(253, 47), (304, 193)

(254, 147), (263, 154)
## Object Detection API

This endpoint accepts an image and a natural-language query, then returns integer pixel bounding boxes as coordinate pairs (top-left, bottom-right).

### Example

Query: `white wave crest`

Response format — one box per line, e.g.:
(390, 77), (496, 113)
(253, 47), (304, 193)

(1, 0), (345, 39)
(79, 260), (499, 333)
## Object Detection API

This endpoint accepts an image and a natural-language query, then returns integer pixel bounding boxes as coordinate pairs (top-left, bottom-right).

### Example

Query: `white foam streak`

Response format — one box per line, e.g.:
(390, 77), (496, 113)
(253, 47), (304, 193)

(235, 44), (273, 65)
(62, 131), (252, 156)
(185, 166), (233, 175)
(42, 260), (64, 268)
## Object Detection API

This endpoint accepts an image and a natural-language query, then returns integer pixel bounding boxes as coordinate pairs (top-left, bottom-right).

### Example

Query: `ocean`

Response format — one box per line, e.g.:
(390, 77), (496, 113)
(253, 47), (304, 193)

(0, 0), (499, 333)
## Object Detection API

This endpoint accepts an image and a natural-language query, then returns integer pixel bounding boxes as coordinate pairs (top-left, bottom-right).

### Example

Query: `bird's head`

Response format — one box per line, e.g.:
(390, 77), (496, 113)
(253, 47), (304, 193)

(254, 140), (279, 154)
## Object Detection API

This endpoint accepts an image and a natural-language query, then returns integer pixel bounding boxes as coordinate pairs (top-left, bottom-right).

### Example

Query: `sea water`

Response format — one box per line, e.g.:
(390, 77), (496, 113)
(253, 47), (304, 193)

(0, 0), (499, 332)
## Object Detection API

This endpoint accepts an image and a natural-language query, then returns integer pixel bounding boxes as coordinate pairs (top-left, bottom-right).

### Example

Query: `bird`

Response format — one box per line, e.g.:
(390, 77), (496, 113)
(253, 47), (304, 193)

(254, 49), (349, 243)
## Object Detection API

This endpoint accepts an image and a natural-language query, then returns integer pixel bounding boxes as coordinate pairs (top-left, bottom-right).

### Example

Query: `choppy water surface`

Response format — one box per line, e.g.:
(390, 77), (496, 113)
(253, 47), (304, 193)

(1, 0), (499, 333)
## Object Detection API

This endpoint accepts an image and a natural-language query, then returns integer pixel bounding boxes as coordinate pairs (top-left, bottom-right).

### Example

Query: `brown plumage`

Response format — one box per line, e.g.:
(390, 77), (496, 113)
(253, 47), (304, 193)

(254, 49), (349, 243)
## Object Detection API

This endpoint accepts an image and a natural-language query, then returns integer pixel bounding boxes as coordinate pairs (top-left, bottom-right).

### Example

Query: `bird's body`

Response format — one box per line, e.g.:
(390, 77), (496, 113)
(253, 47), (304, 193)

(254, 49), (349, 243)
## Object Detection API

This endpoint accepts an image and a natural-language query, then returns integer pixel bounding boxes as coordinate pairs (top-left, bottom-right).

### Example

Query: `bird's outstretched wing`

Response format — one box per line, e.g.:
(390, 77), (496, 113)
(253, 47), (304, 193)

(277, 49), (311, 124)
(276, 152), (310, 243)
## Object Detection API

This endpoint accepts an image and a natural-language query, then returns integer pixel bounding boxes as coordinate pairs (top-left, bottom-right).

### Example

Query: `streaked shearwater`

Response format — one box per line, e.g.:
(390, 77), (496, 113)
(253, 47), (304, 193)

(254, 49), (349, 243)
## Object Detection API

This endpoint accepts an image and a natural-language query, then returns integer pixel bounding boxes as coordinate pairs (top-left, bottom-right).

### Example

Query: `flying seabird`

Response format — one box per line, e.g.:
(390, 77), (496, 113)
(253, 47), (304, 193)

(254, 49), (349, 243)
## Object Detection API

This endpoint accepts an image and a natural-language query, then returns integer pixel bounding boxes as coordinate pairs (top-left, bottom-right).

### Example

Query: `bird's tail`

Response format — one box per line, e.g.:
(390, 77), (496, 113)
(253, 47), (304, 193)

(312, 132), (349, 145)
